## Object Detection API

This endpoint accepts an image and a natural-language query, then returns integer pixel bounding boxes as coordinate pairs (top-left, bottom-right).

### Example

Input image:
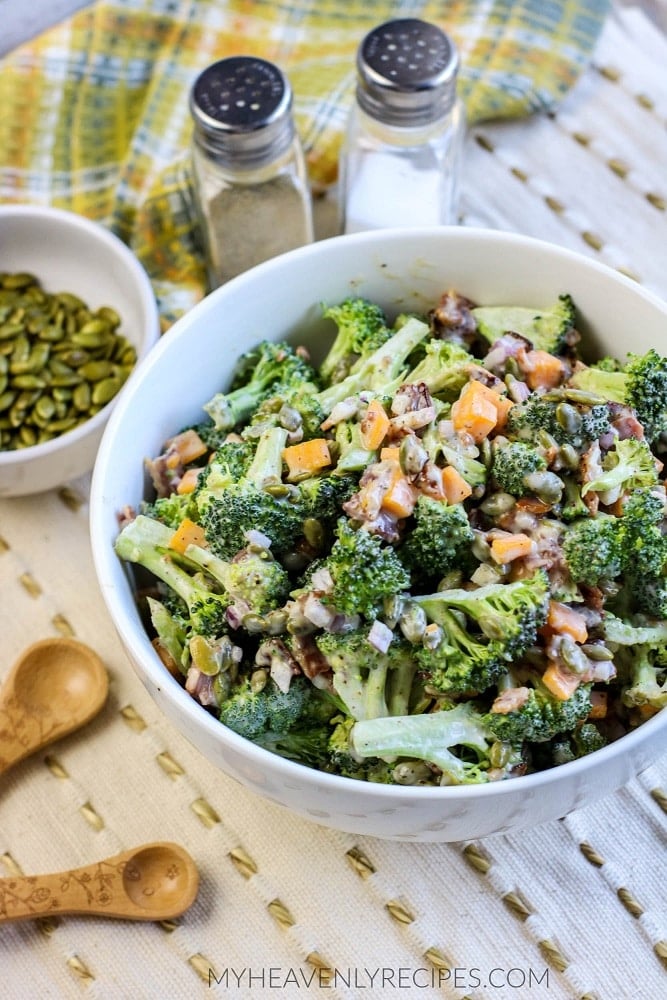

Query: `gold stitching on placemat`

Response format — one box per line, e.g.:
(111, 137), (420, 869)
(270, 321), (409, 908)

(44, 755), (69, 779)
(305, 952), (333, 984)
(544, 195), (565, 214)
(79, 801), (105, 831)
(502, 889), (533, 921)
(57, 486), (86, 512)
(616, 266), (641, 283)
(385, 898), (415, 925)
(636, 93), (654, 111)
(345, 846), (376, 879)
(650, 787), (667, 814)
(1, 851), (23, 876)
(188, 953), (218, 983)
(67, 956), (95, 982)
(191, 797), (221, 828)
(462, 842), (492, 874)
(597, 64), (621, 82)
(423, 946), (454, 970)
(0, 535), (9, 554)
(228, 846), (257, 879)
(654, 940), (667, 970)
(538, 938), (569, 972)
(267, 897), (296, 929)
(607, 157), (629, 179)
(474, 133), (495, 153)
(572, 131), (591, 146)
(646, 193), (666, 211)
(159, 918), (180, 932)
(617, 887), (644, 918)
(156, 751), (185, 778)
(582, 231), (604, 251)
(579, 840), (605, 867)
(19, 572), (42, 598)
(120, 704), (147, 732)
(51, 613), (75, 637)
(511, 165), (529, 182)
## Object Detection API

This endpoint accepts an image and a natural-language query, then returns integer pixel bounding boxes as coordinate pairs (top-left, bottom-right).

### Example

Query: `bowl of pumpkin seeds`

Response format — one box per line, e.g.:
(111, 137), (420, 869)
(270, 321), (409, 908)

(0, 204), (160, 496)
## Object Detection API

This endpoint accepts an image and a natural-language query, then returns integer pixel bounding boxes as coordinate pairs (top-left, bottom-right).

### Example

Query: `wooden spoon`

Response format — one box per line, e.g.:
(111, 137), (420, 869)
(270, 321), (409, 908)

(0, 842), (199, 923)
(0, 637), (109, 776)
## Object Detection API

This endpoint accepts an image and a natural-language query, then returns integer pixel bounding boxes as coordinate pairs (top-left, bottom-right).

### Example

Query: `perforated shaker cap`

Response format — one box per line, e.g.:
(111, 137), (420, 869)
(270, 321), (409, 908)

(356, 18), (459, 127)
(190, 56), (295, 167)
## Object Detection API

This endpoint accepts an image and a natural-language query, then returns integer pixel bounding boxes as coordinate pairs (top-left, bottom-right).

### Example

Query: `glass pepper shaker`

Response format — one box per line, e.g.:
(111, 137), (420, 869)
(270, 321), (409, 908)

(339, 18), (466, 234)
(189, 56), (314, 289)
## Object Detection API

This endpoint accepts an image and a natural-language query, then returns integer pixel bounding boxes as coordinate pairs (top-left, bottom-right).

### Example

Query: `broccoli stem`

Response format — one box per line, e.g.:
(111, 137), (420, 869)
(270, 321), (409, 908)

(351, 704), (491, 783)
(246, 425), (289, 489)
(316, 315), (431, 414)
(115, 515), (205, 612)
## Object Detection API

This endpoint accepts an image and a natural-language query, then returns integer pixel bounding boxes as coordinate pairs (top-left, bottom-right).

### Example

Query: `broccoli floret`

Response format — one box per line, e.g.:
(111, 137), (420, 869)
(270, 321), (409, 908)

(351, 702), (493, 784)
(184, 544), (289, 618)
(400, 495), (474, 580)
(315, 315), (431, 415)
(569, 349), (667, 442)
(142, 491), (198, 530)
(218, 675), (330, 741)
(209, 438), (255, 480)
(297, 473), (358, 528)
(196, 426), (305, 558)
(414, 573), (550, 695)
(506, 395), (610, 450)
(472, 294), (576, 354)
(491, 441), (547, 497)
(203, 341), (316, 432)
(549, 722), (608, 765)
(484, 682), (592, 744)
(322, 519), (411, 619)
(319, 298), (392, 385)
(246, 374), (325, 441)
(618, 487), (667, 616)
(558, 476), (590, 523)
(581, 438), (658, 502)
(562, 516), (623, 587)
(620, 645), (667, 711)
(115, 514), (230, 638)
(316, 627), (417, 721)
(403, 338), (473, 400)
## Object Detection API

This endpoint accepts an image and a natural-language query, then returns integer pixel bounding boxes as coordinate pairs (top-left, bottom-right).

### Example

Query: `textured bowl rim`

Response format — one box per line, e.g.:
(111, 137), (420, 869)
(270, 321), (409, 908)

(0, 203), (160, 469)
(91, 225), (667, 805)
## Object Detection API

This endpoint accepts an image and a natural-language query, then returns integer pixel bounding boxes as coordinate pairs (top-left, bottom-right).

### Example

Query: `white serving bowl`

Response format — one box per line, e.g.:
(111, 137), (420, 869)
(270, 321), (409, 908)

(90, 227), (667, 842)
(0, 204), (160, 496)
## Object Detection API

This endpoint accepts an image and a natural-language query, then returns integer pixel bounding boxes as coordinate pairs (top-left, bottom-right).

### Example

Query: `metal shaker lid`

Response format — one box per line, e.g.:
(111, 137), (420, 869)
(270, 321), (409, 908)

(190, 56), (295, 166)
(356, 18), (459, 127)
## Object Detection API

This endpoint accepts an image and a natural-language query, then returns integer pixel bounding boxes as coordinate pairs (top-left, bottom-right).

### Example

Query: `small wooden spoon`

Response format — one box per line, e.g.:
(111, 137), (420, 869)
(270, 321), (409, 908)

(0, 842), (199, 923)
(0, 637), (109, 776)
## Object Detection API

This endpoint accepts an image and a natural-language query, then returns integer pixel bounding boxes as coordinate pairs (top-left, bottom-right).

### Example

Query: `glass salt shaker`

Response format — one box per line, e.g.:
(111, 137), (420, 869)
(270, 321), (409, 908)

(339, 18), (466, 234)
(189, 56), (314, 289)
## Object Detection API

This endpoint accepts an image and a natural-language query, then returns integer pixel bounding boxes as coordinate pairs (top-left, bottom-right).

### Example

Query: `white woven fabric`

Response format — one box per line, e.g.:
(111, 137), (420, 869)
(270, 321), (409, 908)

(1, 6), (666, 999)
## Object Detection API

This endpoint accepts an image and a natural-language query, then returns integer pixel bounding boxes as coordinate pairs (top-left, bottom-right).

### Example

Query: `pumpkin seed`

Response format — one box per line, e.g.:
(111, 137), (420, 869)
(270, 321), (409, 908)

(0, 271), (135, 451)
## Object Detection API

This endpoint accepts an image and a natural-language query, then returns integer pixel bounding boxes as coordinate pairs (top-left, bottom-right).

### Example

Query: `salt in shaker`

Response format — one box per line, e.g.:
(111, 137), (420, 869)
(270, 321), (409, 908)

(339, 18), (465, 234)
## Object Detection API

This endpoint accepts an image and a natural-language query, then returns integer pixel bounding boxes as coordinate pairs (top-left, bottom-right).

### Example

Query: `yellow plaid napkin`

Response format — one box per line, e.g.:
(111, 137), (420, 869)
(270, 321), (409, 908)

(0, 0), (610, 325)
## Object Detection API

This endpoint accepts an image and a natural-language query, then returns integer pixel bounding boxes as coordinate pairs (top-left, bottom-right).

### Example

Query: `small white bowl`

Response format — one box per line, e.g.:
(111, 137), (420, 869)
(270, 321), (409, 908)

(0, 204), (160, 496)
(91, 227), (667, 842)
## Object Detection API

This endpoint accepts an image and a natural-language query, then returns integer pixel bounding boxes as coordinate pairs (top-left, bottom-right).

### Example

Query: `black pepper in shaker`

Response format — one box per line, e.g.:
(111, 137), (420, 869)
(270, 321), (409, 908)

(189, 56), (314, 289)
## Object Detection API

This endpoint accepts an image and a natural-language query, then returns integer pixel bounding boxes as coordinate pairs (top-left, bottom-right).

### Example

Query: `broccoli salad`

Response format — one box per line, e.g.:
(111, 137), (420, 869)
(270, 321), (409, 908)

(115, 290), (667, 786)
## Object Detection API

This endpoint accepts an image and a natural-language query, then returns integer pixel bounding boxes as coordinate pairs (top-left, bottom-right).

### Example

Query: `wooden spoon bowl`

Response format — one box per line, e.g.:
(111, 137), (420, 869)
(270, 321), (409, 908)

(0, 637), (109, 775)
